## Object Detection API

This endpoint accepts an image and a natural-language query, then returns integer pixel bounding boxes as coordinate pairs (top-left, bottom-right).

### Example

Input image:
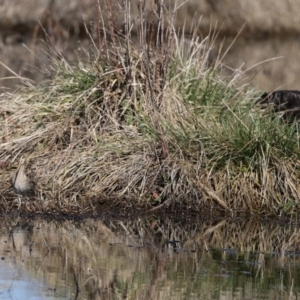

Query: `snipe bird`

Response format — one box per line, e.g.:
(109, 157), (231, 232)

(12, 157), (35, 197)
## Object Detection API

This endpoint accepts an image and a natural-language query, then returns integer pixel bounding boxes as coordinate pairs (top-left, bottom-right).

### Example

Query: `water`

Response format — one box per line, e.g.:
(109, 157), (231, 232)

(0, 216), (299, 299)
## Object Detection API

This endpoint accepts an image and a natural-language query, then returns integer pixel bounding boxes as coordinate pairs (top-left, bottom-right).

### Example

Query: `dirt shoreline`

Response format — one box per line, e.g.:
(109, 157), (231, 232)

(1, 0), (299, 37)
(0, 202), (291, 225)
(0, 191), (287, 221)
(1, 1), (300, 91)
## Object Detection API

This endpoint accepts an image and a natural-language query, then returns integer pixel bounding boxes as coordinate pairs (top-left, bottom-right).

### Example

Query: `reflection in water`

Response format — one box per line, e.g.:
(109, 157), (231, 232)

(0, 223), (57, 299)
(0, 261), (55, 299)
(0, 216), (299, 299)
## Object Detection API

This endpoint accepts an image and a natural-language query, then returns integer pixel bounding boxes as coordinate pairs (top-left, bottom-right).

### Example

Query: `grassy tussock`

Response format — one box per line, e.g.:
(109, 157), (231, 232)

(0, 1), (300, 216)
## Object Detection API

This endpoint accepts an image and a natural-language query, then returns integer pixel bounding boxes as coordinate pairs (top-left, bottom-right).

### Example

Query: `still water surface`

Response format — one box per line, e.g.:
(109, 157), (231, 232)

(0, 216), (299, 299)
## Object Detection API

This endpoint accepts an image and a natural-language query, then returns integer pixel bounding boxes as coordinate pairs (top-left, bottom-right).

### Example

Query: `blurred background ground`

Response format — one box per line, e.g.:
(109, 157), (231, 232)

(0, 0), (300, 92)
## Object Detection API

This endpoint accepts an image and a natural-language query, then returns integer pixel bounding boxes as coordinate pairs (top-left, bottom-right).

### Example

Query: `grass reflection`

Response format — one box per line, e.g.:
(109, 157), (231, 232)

(0, 216), (299, 299)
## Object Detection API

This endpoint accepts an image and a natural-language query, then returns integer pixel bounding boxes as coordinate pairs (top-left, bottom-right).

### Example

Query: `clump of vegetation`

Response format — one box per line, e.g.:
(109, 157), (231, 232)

(0, 0), (300, 216)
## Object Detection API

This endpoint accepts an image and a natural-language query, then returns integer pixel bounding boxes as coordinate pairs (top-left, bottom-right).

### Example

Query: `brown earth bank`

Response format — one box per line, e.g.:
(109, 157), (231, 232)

(0, 194), (292, 221)
(1, 0), (299, 37)
(1, 34), (299, 92)
(0, 208), (292, 225)
(0, 194), (228, 220)
(0, 0), (300, 91)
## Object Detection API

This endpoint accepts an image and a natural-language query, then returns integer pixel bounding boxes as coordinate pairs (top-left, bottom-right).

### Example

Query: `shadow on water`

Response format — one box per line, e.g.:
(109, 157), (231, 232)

(0, 215), (300, 299)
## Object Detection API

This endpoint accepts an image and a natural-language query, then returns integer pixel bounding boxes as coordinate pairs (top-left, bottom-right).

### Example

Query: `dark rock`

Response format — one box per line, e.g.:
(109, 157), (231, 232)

(258, 90), (300, 121)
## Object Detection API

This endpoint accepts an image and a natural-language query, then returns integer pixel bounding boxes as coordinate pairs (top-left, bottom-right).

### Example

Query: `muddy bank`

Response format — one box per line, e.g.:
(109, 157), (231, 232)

(220, 36), (300, 90)
(1, 0), (300, 37)
(1, 34), (299, 92)
(0, 1), (300, 91)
